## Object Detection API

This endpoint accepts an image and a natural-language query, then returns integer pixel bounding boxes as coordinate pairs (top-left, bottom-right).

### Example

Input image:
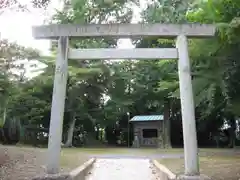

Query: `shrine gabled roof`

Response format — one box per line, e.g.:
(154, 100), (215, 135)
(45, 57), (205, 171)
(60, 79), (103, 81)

(129, 115), (164, 122)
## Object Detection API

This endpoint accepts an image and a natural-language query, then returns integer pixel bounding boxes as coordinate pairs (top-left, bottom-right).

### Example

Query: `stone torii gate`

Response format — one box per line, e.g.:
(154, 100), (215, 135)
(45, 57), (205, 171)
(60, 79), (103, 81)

(32, 24), (215, 178)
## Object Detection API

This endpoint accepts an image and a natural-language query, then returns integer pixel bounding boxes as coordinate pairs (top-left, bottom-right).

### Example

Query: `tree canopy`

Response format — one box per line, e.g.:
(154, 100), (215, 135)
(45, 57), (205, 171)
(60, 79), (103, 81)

(1, 0), (240, 148)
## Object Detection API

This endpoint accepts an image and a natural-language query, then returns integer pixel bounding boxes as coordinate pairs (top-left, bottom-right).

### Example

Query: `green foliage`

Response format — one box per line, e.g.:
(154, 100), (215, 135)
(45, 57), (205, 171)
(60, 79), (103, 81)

(138, 0), (240, 144)
(2, 0), (240, 147)
(0, 39), (40, 142)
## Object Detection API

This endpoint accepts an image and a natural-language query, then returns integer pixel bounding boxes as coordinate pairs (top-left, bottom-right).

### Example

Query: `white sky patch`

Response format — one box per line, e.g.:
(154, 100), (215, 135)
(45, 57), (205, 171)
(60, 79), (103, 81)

(0, 0), (61, 55)
(0, 0), (148, 53)
(0, 1), (61, 78)
(0, 0), (149, 79)
(0, 11), (50, 55)
(10, 59), (48, 79)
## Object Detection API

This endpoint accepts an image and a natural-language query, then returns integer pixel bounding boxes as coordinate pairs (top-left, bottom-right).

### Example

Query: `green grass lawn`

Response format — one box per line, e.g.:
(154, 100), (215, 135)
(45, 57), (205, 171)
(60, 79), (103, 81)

(61, 147), (184, 154)
(60, 149), (90, 169)
(60, 147), (240, 155)
(158, 154), (240, 180)
(12, 144), (240, 178)
(61, 147), (240, 179)
(59, 147), (183, 169)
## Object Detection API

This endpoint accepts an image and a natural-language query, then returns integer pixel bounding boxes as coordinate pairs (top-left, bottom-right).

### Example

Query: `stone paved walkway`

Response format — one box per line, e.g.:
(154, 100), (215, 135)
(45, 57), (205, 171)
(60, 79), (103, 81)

(85, 158), (160, 180)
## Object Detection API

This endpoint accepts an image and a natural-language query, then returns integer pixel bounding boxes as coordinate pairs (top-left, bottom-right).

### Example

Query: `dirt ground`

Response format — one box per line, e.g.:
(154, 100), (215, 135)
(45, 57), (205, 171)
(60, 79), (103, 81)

(1, 146), (240, 180)
(0, 145), (46, 180)
(0, 145), (89, 180)
(158, 153), (240, 180)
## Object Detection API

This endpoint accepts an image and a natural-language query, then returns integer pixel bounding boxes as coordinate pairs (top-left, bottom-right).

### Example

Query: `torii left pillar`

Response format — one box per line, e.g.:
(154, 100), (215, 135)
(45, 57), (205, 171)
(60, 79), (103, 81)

(47, 36), (69, 174)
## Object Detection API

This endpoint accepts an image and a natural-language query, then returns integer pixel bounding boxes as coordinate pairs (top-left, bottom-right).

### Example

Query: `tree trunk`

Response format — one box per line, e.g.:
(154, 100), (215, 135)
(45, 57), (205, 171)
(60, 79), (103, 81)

(163, 99), (172, 148)
(0, 105), (7, 128)
(64, 114), (76, 147)
(228, 117), (236, 148)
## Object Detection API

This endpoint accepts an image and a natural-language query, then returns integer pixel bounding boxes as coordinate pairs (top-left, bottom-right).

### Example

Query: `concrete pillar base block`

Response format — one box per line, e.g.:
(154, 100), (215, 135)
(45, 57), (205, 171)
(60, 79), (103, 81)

(177, 174), (211, 180)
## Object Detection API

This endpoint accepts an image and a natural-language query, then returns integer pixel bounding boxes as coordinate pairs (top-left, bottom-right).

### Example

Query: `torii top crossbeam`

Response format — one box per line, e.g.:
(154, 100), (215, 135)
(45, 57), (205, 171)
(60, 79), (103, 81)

(32, 23), (216, 39)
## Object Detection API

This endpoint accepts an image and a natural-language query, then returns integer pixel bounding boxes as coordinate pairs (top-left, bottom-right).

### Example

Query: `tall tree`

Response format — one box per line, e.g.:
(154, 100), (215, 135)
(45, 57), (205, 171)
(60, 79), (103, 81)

(48, 0), (135, 146)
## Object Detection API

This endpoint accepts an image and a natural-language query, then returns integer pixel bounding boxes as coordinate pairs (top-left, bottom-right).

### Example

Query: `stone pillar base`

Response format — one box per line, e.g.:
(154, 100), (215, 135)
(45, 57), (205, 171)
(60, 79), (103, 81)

(176, 174), (211, 180)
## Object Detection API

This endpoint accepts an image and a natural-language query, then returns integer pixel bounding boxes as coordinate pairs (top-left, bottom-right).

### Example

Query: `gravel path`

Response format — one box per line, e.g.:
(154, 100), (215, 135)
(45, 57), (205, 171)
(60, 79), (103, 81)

(86, 159), (160, 180)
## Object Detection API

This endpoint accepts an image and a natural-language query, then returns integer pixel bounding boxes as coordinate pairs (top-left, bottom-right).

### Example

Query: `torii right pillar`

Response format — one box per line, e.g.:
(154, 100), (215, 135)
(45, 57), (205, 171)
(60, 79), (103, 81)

(176, 35), (210, 180)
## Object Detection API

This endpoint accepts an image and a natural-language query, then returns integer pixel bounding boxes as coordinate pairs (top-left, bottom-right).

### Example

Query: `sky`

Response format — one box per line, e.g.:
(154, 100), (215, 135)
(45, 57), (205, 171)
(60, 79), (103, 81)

(0, 0), (145, 55)
(0, 5), (53, 78)
(0, 0), (147, 78)
(0, 0), (61, 56)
